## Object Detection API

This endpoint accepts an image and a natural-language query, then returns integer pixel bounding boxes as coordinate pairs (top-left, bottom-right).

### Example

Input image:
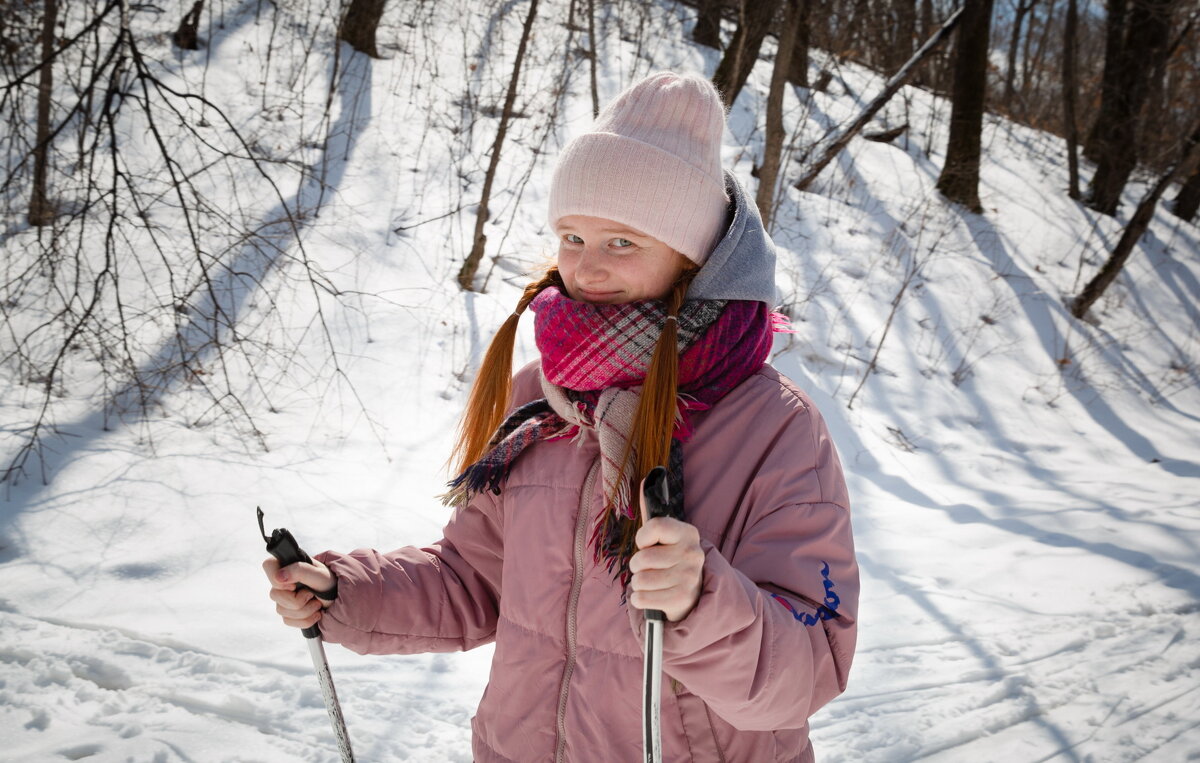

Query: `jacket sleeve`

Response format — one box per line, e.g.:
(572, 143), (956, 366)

(630, 379), (858, 731)
(314, 488), (505, 656)
(312, 364), (547, 656)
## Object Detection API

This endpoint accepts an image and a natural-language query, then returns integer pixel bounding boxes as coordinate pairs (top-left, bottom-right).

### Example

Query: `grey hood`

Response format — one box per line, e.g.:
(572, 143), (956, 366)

(687, 170), (778, 306)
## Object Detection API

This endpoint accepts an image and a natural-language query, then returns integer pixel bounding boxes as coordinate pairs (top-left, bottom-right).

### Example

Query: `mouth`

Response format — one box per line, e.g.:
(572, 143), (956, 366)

(576, 288), (622, 303)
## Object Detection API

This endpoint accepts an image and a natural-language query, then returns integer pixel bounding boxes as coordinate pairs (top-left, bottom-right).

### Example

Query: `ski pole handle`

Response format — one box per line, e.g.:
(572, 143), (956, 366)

(258, 506), (323, 639)
(642, 466), (671, 624)
(257, 508), (356, 762)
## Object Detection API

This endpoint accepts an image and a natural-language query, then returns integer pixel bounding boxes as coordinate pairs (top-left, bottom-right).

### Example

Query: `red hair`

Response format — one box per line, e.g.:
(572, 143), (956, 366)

(450, 267), (563, 475)
(451, 259), (698, 534)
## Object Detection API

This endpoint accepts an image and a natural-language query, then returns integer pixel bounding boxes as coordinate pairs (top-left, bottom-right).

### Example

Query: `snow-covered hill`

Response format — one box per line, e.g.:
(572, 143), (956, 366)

(1, 1), (1197, 760)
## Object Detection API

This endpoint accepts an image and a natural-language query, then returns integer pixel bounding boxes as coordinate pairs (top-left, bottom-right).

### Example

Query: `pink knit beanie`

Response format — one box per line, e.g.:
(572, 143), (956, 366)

(548, 71), (731, 265)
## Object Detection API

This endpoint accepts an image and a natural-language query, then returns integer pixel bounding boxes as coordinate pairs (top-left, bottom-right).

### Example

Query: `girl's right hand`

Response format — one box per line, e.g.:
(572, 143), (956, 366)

(263, 556), (337, 630)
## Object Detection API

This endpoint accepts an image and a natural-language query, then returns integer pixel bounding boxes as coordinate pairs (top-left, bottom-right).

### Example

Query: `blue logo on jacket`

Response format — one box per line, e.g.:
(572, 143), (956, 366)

(769, 562), (840, 626)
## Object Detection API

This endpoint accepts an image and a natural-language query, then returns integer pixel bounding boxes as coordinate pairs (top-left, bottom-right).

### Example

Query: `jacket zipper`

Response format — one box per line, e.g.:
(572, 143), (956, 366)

(554, 457), (600, 763)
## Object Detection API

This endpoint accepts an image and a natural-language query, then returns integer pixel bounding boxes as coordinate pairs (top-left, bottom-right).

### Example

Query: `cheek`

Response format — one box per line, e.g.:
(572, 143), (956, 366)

(555, 249), (583, 299)
(644, 258), (684, 299)
(556, 248), (576, 281)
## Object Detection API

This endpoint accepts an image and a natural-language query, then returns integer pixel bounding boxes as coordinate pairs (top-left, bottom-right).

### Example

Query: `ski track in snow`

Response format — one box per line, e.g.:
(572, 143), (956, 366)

(816, 607), (1200, 761)
(0, 608), (475, 762)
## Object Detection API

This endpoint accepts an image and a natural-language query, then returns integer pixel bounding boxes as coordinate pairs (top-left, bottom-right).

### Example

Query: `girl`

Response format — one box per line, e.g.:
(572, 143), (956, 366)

(265, 71), (858, 762)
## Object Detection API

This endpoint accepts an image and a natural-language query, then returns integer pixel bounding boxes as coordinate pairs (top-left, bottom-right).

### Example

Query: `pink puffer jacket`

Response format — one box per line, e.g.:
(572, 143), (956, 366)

(317, 361), (858, 761)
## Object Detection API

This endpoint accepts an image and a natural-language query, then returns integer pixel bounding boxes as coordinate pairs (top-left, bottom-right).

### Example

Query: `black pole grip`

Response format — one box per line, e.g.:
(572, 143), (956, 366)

(258, 507), (321, 639)
(642, 467), (670, 623)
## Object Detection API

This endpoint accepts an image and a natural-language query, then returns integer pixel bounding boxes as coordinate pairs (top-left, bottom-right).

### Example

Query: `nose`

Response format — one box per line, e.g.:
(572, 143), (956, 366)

(574, 244), (607, 285)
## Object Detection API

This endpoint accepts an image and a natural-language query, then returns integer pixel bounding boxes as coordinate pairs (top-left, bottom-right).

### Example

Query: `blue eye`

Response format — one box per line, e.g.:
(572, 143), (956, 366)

(564, 234), (583, 245)
(612, 238), (634, 248)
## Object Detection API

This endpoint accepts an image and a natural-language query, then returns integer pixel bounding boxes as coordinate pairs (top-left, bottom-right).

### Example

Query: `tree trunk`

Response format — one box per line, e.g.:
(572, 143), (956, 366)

(1137, 13), (1192, 164)
(935, 0), (995, 213)
(795, 6), (965, 191)
(913, 0), (936, 85)
(787, 0), (810, 87)
(1084, 0), (1128, 161)
(1003, 0), (1036, 109)
(893, 0), (917, 74)
(28, 0), (57, 227)
(1024, 0), (1058, 115)
(587, 0), (599, 117)
(756, 0), (802, 230)
(1171, 165), (1200, 221)
(1063, 0), (1081, 199)
(457, 0), (539, 291)
(692, 0), (723, 49)
(173, 0), (204, 50)
(1085, 0), (1175, 216)
(711, 0), (780, 108)
(1072, 125), (1200, 319)
(871, 0), (893, 71)
(1018, 0), (1038, 101)
(337, 0), (387, 58)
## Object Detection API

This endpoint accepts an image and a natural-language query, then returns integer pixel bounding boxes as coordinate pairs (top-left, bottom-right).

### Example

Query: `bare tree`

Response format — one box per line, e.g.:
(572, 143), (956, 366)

(457, 0), (540, 291)
(692, 0), (723, 49)
(27, 0), (56, 226)
(1071, 125), (1200, 319)
(1085, 0), (1176, 216)
(1084, 0), (1128, 161)
(587, 0), (598, 118)
(1003, 0), (1038, 109)
(1020, 0), (1058, 114)
(173, 1), (204, 51)
(788, 0), (811, 87)
(712, 0), (780, 107)
(892, 0), (917, 74)
(1063, 0), (1081, 198)
(1170, 164), (1200, 221)
(2, 1), (376, 482)
(338, 0), (388, 58)
(935, 0), (995, 213)
(794, 6), (965, 191)
(756, 0), (802, 230)
(1137, 12), (1195, 167)
(913, 0), (938, 86)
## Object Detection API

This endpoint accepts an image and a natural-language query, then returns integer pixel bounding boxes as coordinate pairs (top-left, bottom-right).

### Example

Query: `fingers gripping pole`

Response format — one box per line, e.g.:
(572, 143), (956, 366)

(258, 508), (356, 763)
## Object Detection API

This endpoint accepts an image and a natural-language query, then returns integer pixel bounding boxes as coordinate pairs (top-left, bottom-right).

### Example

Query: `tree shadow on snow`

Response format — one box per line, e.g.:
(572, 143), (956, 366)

(0, 50), (376, 559)
(943, 205), (1199, 480)
(776, 341), (1200, 602)
(775, 356), (1085, 759)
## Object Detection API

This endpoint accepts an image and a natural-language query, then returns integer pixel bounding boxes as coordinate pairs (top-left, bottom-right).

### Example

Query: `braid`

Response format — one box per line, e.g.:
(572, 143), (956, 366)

(451, 267), (563, 474)
(610, 263), (697, 523)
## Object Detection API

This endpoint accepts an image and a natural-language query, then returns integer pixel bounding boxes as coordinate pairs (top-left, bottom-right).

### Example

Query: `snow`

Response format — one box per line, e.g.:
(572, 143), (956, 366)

(1, 1), (1198, 760)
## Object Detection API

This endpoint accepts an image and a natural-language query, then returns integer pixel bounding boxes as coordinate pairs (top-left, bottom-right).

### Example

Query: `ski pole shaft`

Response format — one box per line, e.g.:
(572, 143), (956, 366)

(641, 466), (671, 763)
(258, 508), (356, 763)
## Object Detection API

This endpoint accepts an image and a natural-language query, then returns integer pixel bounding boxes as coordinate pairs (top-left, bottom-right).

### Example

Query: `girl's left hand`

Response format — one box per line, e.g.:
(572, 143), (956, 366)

(629, 490), (705, 623)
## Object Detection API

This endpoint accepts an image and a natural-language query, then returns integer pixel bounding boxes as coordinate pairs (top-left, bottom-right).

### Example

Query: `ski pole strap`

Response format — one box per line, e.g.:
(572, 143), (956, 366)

(313, 579), (339, 602)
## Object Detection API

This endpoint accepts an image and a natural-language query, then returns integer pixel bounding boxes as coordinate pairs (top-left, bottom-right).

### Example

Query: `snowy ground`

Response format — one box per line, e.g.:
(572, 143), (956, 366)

(2, 1), (1198, 761)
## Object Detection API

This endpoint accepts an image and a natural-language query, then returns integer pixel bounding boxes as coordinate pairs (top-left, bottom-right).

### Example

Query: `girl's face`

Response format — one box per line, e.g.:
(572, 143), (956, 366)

(554, 215), (688, 304)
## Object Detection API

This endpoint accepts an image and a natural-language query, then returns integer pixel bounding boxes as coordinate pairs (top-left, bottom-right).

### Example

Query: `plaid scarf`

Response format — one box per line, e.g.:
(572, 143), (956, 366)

(446, 286), (778, 581)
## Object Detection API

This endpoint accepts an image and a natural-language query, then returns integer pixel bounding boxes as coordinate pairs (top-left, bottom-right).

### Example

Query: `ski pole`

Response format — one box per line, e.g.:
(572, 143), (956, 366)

(641, 466), (672, 763)
(258, 507), (356, 763)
